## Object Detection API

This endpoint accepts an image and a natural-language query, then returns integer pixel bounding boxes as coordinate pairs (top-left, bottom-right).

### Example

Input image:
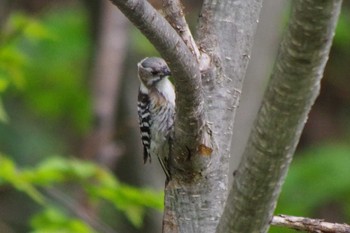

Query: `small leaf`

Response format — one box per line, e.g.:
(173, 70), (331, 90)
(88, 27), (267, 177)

(123, 206), (145, 228)
(0, 154), (44, 203)
(0, 75), (10, 92)
(30, 208), (96, 233)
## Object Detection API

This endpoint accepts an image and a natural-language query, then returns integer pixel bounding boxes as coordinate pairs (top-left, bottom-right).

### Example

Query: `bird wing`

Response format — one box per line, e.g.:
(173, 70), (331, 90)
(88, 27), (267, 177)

(137, 91), (152, 163)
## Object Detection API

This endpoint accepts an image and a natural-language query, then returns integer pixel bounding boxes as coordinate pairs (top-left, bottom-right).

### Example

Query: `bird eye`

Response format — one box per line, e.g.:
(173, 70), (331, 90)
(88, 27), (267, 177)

(151, 71), (158, 75)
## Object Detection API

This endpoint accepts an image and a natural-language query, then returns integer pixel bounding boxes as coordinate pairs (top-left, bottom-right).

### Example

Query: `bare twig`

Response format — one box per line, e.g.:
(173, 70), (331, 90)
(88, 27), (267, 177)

(272, 215), (350, 233)
(162, 0), (201, 62)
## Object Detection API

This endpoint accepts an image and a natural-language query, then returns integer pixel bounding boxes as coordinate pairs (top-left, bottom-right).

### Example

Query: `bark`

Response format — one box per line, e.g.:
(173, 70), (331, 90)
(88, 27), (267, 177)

(230, 0), (288, 171)
(108, 1), (204, 165)
(196, 0), (263, 166)
(163, 1), (263, 233)
(162, 0), (201, 61)
(109, 0), (263, 232)
(271, 215), (350, 233)
(216, 1), (343, 233)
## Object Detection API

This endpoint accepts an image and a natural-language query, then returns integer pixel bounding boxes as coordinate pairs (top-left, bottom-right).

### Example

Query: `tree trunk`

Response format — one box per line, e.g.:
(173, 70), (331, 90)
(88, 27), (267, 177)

(162, 1), (263, 232)
(108, 0), (343, 232)
(217, 1), (343, 232)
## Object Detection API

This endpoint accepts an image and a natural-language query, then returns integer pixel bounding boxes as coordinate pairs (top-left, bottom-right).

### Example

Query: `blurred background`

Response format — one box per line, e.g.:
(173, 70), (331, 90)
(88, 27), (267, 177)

(0, 0), (349, 232)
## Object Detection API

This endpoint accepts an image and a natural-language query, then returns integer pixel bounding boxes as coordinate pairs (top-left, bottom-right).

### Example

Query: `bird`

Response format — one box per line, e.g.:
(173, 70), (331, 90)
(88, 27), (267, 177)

(137, 57), (175, 179)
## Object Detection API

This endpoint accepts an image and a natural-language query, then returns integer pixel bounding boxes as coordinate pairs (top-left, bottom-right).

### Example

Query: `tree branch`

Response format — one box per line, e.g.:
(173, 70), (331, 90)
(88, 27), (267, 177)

(162, 0), (201, 61)
(162, 1), (263, 232)
(197, 0), (264, 166)
(216, 1), (343, 233)
(108, 0), (206, 176)
(271, 215), (350, 233)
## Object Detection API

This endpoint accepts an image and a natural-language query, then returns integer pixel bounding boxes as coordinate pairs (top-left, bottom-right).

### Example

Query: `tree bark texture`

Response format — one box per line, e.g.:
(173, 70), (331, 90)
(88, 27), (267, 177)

(162, 1), (263, 232)
(108, 0), (204, 160)
(108, 0), (263, 232)
(216, 1), (343, 233)
(230, 0), (288, 173)
(161, 1), (263, 233)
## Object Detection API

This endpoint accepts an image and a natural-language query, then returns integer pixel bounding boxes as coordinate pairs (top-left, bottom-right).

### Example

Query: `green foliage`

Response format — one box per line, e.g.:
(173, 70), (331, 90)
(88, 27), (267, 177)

(30, 208), (96, 233)
(0, 12), (51, 90)
(20, 8), (92, 133)
(0, 8), (92, 132)
(0, 155), (45, 203)
(270, 144), (350, 232)
(334, 9), (350, 50)
(0, 154), (164, 231)
(0, 98), (8, 122)
(0, 12), (52, 123)
(0, 8), (158, 230)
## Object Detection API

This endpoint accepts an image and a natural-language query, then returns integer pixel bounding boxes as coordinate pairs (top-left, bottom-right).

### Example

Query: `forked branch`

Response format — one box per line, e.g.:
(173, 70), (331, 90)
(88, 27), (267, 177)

(109, 0), (206, 167)
(162, 0), (201, 61)
(216, 0), (343, 232)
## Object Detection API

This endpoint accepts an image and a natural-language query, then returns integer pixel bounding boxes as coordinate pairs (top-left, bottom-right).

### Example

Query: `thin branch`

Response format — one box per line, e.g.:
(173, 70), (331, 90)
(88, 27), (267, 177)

(271, 215), (350, 233)
(162, 0), (201, 62)
(216, 0), (343, 233)
(109, 0), (205, 172)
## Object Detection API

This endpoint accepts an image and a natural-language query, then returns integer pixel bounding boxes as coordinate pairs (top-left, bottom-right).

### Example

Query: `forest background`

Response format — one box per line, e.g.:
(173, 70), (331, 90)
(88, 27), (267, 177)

(0, 0), (350, 233)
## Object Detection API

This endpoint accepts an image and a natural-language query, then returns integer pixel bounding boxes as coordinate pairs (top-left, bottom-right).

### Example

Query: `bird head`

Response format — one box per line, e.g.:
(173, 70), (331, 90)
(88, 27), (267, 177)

(138, 57), (171, 88)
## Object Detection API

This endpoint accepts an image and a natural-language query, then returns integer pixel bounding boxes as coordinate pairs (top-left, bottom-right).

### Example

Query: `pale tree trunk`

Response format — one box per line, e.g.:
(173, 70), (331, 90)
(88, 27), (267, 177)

(217, 0), (343, 233)
(107, 0), (343, 233)
(77, 2), (129, 232)
(162, 1), (262, 233)
(230, 0), (288, 170)
(81, 1), (128, 165)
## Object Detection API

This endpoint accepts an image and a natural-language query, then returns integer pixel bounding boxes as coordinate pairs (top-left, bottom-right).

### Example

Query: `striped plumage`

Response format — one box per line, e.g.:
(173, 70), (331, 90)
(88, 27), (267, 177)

(137, 57), (175, 179)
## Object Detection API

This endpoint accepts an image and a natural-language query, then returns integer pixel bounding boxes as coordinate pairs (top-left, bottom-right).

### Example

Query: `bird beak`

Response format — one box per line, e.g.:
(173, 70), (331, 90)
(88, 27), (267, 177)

(163, 68), (171, 76)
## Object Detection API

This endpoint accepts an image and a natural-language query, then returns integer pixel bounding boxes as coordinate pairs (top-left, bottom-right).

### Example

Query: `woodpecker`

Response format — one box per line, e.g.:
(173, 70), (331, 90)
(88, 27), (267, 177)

(137, 57), (175, 179)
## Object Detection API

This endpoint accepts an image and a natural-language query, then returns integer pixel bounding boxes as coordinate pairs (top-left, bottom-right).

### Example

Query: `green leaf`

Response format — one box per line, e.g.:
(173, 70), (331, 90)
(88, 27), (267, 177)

(0, 154), (44, 204)
(276, 144), (350, 216)
(0, 75), (10, 92)
(22, 156), (98, 185)
(22, 158), (68, 185)
(24, 19), (55, 42)
(271, 144), (350, 233)
(5, 13), (54, 43)
(30, 208), (96, 233)
(0, 154), (17, 183)
(334, 10), (350, 50)
(20, 8), (92, 133)
(86, 169), (163, 227)
(123, 205), (145, 227)
(1, 154), (164, 228)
